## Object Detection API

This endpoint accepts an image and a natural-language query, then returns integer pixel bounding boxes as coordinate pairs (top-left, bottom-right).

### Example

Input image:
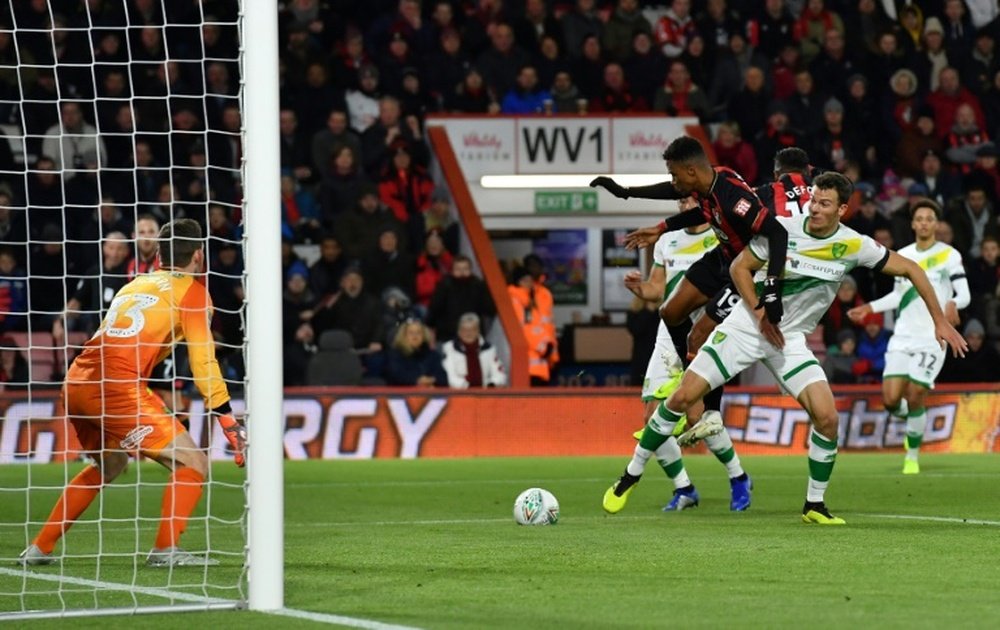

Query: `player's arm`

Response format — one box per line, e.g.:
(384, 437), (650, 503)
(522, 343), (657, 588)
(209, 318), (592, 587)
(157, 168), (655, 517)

(747, 212), (788, 325)
(879, 251), (967, 357)
(624, 264), (666, 302)
(623, 209), (705, 250)
(947, 256), (971, 325)
(590, 177), (682, 200)
(849, 278), (904, 323)
(180, 284), (246, 465)
(756, 214), (789, 281)
(730, 246), (784, 348)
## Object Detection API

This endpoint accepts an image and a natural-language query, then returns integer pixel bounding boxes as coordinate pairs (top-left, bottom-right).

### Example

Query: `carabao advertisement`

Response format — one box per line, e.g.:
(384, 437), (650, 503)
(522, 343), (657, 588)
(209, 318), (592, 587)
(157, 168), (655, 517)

(0, 387), (997, 463)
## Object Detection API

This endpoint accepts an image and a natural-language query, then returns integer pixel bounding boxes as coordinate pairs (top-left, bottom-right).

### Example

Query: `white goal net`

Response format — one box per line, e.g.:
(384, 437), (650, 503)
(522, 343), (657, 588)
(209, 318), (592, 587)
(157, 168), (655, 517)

(0, 0), (279, 620)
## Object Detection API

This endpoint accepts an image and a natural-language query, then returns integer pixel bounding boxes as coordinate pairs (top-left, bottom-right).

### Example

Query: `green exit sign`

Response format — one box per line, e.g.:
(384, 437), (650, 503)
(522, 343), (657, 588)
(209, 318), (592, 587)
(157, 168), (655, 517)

(534, 191), (598, 213)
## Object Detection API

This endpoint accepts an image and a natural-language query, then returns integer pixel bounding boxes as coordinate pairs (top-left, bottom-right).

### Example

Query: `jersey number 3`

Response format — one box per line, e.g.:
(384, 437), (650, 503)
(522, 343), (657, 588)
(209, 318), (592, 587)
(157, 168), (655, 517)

(104, 294), (160, 338)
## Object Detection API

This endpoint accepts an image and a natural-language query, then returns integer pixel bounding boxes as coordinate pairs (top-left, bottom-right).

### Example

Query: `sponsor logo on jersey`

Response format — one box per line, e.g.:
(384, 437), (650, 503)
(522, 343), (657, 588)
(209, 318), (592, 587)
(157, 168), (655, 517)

(786, 253), (845, 281)
(120, 425), (155, 450)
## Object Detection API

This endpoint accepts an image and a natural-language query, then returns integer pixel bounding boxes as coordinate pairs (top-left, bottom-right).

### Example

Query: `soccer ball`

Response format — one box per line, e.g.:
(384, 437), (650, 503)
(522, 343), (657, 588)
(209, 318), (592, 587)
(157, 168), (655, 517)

(513, 488), (559, 525)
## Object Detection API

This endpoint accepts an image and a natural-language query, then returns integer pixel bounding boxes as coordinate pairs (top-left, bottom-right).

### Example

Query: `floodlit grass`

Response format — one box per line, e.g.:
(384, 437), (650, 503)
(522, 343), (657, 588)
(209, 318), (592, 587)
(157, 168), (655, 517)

(2, 454), (1000, 628)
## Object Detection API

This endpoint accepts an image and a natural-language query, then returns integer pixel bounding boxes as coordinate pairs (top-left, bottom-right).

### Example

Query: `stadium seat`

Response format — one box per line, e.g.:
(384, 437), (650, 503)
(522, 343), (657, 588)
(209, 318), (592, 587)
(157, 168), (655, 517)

(306, 330), (363, 386)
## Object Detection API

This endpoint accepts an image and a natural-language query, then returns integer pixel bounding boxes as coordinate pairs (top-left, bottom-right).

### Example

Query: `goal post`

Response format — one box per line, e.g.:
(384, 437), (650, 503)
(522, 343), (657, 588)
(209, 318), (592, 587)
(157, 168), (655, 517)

(242, 0), (284, 613)
(0, 0), (283, 619)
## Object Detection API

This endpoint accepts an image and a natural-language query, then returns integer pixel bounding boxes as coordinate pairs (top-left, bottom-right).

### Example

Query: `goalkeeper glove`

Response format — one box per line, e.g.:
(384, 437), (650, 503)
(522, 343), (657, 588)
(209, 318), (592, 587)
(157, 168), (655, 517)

(755, 276), (783, 324)
(213, 406), (247, 467)
(589, 176), (629, 199)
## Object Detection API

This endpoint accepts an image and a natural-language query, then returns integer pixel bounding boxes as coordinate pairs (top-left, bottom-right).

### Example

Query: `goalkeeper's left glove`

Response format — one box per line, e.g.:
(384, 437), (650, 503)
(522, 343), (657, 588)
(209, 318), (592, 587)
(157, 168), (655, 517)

(213, 404), (247, 467)
(755, 276), (783, 324)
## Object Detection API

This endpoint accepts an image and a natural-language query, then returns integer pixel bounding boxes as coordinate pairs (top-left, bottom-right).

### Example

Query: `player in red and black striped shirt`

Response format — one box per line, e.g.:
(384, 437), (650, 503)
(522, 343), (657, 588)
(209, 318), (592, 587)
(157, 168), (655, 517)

(592, 136), (788, 333)
(591, 136), (789, 446)
(690, 148), (815, 353)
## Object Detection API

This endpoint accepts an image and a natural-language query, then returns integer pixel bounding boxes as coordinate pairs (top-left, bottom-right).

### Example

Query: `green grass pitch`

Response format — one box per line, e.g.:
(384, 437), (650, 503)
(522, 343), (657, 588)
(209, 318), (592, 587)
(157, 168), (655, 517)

(2, 454), (999, 628)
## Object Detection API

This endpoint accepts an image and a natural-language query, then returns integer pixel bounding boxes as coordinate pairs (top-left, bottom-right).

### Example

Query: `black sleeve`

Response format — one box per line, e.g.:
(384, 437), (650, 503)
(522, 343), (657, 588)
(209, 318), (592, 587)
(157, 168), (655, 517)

(664, 207), (707, 232)
(872, 248), (890, 272)
(757, 214), (789, 279)
(70, 276), (91, 307)
(625, 181), (683, 200)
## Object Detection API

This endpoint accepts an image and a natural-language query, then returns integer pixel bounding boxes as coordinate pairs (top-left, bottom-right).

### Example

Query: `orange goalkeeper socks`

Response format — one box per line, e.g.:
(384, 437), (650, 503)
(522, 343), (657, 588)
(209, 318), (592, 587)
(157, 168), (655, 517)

(154, 467), (204, 549)
(34, 465), (104, 554)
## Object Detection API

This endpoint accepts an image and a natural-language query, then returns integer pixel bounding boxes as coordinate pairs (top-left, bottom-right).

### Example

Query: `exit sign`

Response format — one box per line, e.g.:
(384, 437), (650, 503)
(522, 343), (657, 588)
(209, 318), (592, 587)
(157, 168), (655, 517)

(534, 191), (598, 213)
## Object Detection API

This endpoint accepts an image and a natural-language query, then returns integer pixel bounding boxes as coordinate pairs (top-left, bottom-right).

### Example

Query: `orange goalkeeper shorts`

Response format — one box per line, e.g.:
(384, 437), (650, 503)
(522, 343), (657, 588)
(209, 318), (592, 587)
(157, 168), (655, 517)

(64, 383), (185, 456)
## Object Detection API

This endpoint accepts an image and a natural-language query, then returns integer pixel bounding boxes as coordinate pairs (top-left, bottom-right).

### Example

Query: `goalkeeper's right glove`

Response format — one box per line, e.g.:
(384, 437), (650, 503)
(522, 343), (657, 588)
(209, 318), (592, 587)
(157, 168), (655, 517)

(213, 405), (247, 467)
(589, 176), (629, 199)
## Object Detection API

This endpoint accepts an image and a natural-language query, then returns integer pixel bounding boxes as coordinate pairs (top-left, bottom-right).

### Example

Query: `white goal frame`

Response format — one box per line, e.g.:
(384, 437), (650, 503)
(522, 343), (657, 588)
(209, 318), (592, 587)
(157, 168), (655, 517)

(0, 0), (283, 620)
(242, 0), (284, 614)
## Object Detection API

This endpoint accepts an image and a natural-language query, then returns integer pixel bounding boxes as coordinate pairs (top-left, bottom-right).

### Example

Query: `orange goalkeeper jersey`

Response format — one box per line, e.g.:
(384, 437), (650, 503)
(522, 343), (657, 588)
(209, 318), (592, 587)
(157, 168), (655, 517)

(67, 269), (231, 410)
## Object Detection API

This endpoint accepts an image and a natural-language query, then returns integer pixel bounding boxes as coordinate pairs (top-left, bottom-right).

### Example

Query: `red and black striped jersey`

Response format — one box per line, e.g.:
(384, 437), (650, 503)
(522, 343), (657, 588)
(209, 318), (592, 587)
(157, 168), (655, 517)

(754, 171), (813, 218)
(692, 166), (769, 261)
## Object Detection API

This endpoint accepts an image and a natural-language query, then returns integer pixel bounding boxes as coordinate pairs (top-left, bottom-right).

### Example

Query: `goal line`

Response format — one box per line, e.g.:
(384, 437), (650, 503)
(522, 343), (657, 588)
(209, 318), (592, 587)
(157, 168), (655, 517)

(0, 566), (238, 621)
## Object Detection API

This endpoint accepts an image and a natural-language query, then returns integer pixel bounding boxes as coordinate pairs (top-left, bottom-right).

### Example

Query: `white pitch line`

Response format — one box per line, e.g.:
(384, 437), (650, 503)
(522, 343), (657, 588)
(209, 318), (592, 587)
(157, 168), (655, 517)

(269, 607), (423, 629)
(0, 566), (235, 605)
(857, 513), (1000, 527)
(284, 471), (997, 489)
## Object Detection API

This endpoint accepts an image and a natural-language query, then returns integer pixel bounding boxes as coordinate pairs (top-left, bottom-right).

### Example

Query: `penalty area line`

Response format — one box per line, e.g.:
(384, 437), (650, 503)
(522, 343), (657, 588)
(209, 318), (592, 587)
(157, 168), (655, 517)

(855, 513), (1000, 526)
(268, 607), (424, 629)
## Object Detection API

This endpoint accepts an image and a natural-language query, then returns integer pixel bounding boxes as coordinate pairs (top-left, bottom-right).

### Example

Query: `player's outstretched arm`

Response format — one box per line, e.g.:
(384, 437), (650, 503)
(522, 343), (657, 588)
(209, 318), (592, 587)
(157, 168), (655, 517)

(730, 249), (784, 349)
(880, 251), (967, 357)
(848, 282), (904, 323)
(590, 177), (682, 201)
(624, 209), (705, 250)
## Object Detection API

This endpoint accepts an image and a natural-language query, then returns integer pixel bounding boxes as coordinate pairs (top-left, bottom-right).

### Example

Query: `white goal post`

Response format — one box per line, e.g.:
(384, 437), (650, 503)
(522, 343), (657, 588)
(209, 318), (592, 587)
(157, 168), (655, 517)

(243, 0), (284, 614)
(0, 0), (282, 619)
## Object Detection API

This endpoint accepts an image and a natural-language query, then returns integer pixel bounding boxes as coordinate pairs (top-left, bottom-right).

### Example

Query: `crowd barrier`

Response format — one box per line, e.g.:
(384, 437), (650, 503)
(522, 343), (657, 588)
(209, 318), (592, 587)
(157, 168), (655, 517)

(1, 386), (997, 464)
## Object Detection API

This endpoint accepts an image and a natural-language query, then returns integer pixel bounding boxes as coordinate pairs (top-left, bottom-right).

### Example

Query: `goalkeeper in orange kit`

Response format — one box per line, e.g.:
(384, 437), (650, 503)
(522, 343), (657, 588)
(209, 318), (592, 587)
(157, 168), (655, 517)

(20, 219), (246, 568)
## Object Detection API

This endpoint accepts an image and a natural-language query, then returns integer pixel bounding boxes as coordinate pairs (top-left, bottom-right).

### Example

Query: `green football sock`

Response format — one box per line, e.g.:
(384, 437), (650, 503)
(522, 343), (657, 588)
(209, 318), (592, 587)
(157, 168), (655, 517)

(905, 408), (927, 460)
(655, 437), (691, 489)
(806, 429), (838, 503)
(704, 430), (744, 478)
(628, 403), (683, 477)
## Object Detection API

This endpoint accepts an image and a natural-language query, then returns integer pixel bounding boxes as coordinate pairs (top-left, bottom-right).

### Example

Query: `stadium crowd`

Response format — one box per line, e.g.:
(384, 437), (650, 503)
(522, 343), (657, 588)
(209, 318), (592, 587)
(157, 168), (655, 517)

(0, 0), (999, 390)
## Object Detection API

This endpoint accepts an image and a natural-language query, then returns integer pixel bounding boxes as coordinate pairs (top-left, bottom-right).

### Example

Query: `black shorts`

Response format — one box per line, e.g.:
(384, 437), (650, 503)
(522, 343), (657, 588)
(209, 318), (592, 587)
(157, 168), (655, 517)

(683, 248), (731, 301)
(705, 282), (742, 323)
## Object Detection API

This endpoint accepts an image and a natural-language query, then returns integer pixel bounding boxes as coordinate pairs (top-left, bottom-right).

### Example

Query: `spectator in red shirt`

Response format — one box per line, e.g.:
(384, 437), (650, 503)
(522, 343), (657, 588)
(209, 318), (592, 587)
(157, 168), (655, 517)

(712, 121), (758, 185)
(652, 60), (709, 121)
(414, 230), (454, 315)
(927, 66), (987, 139)
(654, 0), (697, 59)
(378, 140), (434, 246)
(591, 62), (649, 113)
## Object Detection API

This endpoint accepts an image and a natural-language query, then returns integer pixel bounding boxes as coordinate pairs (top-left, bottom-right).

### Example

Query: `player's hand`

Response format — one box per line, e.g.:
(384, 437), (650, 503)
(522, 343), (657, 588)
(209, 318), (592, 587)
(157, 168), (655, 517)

(936, 320), (968, 358)
(754, 276), (783, 324)
(589, 176), (629, 199)
(216, 414), (247, 467)
(945, 301), (960, 326)
(756, 310), (785, 349)
(623, 270), (643, 294)
(624, 225), (664, 250)
(846, 303), (871, 324)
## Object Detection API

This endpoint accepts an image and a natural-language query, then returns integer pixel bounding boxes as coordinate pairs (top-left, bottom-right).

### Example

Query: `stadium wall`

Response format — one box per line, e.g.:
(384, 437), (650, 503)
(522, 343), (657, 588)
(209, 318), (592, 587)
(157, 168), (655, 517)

(1, 386), (997, 463)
